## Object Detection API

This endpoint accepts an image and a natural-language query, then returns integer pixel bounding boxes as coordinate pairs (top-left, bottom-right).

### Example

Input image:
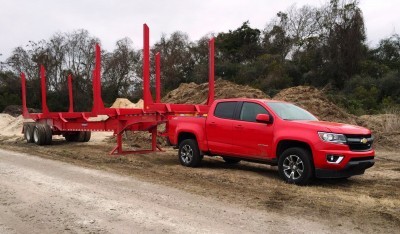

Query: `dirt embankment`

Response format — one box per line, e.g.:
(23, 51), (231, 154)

(162, 78), (269, 104)
(273, 86), (358, 124)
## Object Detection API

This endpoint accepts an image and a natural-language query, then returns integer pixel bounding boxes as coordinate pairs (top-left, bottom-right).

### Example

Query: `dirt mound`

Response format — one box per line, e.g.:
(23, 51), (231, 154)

(162, 78), (269, 104)
(273, 86), (357, 124)
(2, 105), (40, 117)
(111, 98), (143, 109)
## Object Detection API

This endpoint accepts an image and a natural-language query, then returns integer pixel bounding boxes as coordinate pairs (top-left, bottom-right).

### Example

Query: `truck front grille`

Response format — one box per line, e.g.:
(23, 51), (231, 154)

(345, 134), (373, 151)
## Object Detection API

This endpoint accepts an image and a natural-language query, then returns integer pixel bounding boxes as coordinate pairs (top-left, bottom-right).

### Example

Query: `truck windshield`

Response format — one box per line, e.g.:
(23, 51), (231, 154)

(266, 102), (318, 121)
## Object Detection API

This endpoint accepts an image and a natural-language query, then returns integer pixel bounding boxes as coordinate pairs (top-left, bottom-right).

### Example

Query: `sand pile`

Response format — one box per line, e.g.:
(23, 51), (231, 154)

(110, 98), (144, 109)
(162, 78), (269, 104)
(0, 114), (29, 141)
(0, 114), (26, 136)
(273, 86), (357, 124)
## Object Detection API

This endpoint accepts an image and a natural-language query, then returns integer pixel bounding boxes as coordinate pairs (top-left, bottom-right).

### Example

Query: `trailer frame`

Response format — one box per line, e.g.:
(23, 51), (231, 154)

(20, 24), (215, 155)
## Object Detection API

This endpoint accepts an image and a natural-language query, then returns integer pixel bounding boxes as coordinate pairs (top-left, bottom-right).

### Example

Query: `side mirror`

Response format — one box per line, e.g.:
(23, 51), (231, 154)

(256, 114), (272, 124)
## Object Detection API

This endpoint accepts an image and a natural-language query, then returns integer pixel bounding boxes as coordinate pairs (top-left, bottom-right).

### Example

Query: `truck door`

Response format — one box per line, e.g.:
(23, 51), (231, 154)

(231, 102), (274, 158)
(206, 101), (238, 155)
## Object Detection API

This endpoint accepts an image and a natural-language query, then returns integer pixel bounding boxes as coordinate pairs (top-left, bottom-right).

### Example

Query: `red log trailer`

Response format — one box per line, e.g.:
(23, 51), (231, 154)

(21, 24), (215, 155)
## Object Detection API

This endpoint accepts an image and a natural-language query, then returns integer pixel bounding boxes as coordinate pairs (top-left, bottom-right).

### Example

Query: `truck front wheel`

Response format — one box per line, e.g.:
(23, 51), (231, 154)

(278, 147), (313, 185)
(178, 139), (202, 167)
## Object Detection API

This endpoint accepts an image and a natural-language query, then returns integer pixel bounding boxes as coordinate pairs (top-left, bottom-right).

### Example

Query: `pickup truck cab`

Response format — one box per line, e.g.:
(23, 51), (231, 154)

(168, 98), (375, 185)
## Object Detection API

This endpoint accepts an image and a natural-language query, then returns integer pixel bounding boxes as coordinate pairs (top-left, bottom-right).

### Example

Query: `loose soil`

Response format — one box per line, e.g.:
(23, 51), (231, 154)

(162, 78), (269, 104)
(273, 86), (357, 124)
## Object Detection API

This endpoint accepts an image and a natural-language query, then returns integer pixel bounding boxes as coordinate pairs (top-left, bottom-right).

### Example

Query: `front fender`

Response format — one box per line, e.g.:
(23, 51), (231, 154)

(273, 129), (319, 157)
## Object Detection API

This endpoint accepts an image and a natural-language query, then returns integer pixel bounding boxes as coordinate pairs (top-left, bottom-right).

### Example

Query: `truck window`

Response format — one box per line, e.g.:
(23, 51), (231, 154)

(240, 102), (268, 122)
(214, 102), (237, 119)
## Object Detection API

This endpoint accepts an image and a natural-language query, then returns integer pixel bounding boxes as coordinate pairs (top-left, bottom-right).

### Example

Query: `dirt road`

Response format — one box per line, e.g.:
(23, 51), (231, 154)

(0, 149), (341, 234)
(0, 136), (399, 233)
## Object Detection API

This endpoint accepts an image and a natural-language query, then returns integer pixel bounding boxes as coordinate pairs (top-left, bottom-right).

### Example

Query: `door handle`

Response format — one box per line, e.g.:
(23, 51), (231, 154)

(234, 125), (243, 128)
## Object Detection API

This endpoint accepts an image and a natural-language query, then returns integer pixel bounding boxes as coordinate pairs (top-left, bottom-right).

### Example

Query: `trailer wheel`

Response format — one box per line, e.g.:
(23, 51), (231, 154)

(43, 124), (52, 145)
(33, 125), (46, 145)
(64, 132), (78, 142)
(83, 131), (91, 142)
(24, 124), (34, 143)
(76, 131), (86, 142)
(178, 139), (202, 167)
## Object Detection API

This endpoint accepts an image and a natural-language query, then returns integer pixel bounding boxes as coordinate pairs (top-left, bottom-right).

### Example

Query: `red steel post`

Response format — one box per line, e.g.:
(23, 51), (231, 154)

(151, 127), (157, 151)
(40, 65), (50, 114)
(68, 74), (74, 112)
(155, 52), (161, 103)
(207, 38), (215, 105)
(143, 24), (153, 109)
(20, 73), (29, 117)
(92, 44), (105, 113)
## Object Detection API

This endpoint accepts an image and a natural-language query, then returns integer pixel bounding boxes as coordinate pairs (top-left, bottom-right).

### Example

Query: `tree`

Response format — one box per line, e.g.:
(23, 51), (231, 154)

(151, 31), (195, 92)
(103, 38), (140, 104)
(215, 21), (263, 84)
(0, 71), (21, 112)
(373, 34), (400, 71)
(317, 0), (366, 88)
(5, 30), (100, 111)
(217, 21), (262, 63)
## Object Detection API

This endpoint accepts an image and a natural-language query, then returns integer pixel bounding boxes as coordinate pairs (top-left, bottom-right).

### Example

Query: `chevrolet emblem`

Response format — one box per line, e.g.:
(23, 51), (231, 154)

(360, 138), (368, 144)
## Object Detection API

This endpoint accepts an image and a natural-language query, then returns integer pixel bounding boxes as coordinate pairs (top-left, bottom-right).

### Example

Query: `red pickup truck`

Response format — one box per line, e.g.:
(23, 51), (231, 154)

(167, 98), (375, 185)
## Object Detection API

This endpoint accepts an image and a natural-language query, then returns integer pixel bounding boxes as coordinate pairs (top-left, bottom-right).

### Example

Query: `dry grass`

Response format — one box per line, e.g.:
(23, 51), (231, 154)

(382, 108), (400, 133)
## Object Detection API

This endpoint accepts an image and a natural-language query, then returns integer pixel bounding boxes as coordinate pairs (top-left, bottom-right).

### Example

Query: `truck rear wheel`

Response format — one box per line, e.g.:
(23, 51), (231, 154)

(24, 124), (34, 143)
(178, 139), (202, 167)
(278, 147), (313, 185)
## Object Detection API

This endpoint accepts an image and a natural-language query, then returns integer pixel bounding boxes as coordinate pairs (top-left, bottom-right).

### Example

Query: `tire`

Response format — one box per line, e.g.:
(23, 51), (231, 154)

(65, 132), (79, 142)
(278, 147), (314, 185)
(24, 124), (34, 143)
(178, 139), (202, 167)
(33, 125), (46, 145)
(76, 131), (86, 142)
(43, 124), (52, 145)
(223, 157), (241, 164)
(83, 131), (91, 142)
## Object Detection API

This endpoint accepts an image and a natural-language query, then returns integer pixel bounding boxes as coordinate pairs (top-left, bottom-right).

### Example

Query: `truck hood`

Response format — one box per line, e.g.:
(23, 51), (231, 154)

(291, 120), (371, 135)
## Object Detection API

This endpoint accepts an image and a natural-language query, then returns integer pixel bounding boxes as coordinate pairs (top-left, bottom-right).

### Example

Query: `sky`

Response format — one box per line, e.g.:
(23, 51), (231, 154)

(0, 0), (399, 59)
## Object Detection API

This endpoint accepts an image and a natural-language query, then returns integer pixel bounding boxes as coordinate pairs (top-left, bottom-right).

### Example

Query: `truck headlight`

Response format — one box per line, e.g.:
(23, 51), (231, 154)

(318, 132), (347, 144)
